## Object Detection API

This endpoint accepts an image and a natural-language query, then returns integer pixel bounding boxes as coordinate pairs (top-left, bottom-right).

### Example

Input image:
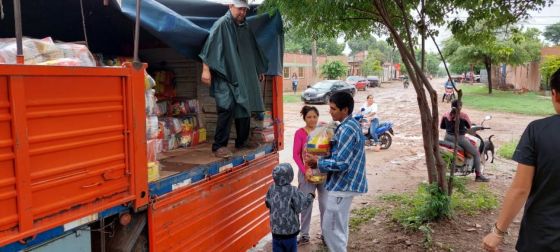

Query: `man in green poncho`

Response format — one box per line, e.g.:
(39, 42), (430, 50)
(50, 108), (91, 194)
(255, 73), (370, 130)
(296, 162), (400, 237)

(199, 0), (268, 158)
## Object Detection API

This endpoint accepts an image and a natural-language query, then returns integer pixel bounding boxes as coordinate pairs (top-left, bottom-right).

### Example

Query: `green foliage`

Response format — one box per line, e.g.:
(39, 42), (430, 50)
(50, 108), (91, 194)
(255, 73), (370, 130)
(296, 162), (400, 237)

(349, 206), (381, 231)
(544, 22), (560, 45)
(540, 56), (560, 90)
(283, 93), (301, 103)
(415, 51), (442, 75)
(381, 183), (451, 230)
(284, 28), (345, 55)
(461, 85), (556, 116)
(450, 185), (498, 215)
(320, 60), (347, 79)
(498, 139), (519, 160)
(361, 57), (383, 76)
(382, 182), (498, 230)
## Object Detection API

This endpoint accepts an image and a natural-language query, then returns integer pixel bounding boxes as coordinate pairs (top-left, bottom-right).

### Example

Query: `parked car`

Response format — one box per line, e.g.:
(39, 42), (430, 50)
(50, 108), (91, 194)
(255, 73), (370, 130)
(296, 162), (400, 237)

(345, 76), (368, 91)
(366, 76), (380, 87)
(301, 80), (356, 104)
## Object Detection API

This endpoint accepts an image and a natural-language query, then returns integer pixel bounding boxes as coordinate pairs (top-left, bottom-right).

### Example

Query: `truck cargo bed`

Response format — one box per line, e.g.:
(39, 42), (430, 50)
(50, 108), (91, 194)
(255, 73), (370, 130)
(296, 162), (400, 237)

(149, 143), (274, 197)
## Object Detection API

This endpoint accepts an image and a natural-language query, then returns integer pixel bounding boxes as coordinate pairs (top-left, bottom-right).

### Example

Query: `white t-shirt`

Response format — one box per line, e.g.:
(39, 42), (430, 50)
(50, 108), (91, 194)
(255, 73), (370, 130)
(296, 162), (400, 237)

(360, 102), (378, 119)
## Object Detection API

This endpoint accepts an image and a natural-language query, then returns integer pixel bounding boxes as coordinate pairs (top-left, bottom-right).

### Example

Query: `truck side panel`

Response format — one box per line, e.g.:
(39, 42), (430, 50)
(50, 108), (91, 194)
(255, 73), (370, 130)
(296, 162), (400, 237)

(148, 153), (277, 252)
(0, 65), (148, 247)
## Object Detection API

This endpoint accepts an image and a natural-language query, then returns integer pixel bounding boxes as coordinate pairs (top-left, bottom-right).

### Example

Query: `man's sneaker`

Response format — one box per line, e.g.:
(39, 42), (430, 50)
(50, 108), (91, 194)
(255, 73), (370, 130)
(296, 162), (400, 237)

(297, 236), (310, 245)
(475, 175), (490, 182)
(214, 147), (233, 158)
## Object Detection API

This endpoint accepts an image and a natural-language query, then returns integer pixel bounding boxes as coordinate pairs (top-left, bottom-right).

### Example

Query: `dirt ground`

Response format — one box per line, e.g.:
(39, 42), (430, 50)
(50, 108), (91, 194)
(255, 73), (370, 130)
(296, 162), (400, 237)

(251, 78), (542, 252)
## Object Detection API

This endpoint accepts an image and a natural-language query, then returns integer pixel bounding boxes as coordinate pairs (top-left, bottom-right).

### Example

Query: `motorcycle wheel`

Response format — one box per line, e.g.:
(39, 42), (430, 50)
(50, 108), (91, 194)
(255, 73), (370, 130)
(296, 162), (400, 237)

(379, 133), (392, 149)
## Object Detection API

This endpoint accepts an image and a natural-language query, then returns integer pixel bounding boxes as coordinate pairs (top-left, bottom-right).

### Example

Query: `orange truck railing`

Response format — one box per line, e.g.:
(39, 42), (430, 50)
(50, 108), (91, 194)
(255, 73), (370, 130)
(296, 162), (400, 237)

(0, 64), (148, 247)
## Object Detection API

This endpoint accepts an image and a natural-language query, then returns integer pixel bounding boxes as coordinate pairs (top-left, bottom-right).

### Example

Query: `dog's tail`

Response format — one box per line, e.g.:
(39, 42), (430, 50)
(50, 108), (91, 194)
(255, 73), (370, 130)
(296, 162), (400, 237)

(488, 135), (494, 142)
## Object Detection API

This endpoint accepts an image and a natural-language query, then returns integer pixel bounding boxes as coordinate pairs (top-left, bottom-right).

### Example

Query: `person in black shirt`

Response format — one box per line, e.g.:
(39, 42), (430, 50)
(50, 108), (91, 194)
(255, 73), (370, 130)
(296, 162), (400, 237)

(440, 100), (490, 182)
(482, 68), (560, 252)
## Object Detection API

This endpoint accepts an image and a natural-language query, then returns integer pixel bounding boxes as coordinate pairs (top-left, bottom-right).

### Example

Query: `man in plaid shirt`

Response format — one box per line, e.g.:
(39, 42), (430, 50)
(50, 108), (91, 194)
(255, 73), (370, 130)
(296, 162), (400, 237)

(306, 92), (368, 252)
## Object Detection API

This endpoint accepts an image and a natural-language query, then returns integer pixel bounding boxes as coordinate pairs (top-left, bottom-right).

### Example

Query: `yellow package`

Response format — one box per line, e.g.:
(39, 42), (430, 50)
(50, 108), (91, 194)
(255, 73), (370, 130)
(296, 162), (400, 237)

(147, 161), (160, 182)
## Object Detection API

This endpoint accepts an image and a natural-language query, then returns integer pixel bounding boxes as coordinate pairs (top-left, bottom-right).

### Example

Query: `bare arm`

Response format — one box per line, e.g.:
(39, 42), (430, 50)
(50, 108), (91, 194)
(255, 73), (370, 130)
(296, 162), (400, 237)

(482, 163), (534, 251)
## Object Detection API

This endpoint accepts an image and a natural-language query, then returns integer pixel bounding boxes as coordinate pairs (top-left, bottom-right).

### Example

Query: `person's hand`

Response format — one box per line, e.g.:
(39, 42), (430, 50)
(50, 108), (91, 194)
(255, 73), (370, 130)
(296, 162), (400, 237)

(305, 154), (318, 169)
(201, 64), (211, 86)
(482, 232), (503, 252)
(259, 73), (265, 82)
(304, 169), (313, 180)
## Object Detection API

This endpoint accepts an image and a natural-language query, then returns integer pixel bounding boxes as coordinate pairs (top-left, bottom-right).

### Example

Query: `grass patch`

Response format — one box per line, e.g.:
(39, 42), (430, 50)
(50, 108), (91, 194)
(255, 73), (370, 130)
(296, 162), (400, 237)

(283, 93), (301, 103)
(349, 206), (381, 231)
(498, 139), (518, 160)
(460, 85), (555, 116)
(381, 181), (498, 230)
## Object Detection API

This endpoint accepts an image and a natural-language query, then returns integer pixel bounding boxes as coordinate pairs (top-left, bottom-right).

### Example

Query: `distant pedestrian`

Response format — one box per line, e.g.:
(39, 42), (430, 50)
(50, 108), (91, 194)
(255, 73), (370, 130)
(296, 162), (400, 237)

(291, 73), (299, 94)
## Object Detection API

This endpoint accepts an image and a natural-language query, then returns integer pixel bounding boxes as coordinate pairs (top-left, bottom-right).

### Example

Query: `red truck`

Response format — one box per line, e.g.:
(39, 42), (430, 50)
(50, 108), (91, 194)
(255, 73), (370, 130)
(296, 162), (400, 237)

(0, 1), (284, 251)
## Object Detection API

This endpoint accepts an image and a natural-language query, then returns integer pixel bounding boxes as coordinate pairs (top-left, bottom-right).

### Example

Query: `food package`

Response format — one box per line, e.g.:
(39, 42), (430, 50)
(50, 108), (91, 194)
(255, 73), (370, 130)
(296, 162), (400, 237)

(306, 168), (327, 184)
(147, 161), (160, 182)
(146, 139), (158, 162)
(179, 130), (192, 147)
(162, 136), (179, 152)
(144, 71), (156, 90)
(306, 125), (334, 155)
(145, 89), (157, 116)
(0, 37), (95, 66)
(252, 128), (275, 143)
(146, 116), (159, 140)
(156, 101), (168, 116)
(164, 117), (183, 134)
(56, 42), (96, 66)
(198, 128), (207, 143)
(154, 139), (163, 153)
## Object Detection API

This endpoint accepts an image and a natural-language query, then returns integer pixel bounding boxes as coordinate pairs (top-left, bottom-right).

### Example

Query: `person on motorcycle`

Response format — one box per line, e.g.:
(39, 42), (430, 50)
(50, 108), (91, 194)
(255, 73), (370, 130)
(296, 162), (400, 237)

(360, 95), (379, 144)
(440, 100), (490, 182)
(442, 78), (456, 102)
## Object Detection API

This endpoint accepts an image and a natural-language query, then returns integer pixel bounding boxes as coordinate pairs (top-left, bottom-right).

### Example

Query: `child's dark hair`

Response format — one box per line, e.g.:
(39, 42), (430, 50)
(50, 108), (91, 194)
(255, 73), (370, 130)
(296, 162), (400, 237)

(329, 92), (354, 114)
(300, 105), (319, 119)
(550, 68), (560, 93)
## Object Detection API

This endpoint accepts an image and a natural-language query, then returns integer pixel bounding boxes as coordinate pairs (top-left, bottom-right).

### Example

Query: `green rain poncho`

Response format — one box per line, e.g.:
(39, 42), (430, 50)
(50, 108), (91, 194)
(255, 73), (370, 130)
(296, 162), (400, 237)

(199, 11), (268, 118)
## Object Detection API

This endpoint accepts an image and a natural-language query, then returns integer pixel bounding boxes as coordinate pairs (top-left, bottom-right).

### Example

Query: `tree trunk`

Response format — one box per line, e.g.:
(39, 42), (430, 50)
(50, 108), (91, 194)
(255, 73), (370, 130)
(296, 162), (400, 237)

(484, 56), (493, 94)
(312, 38), (318, 82)
(374, 0), (447, 193)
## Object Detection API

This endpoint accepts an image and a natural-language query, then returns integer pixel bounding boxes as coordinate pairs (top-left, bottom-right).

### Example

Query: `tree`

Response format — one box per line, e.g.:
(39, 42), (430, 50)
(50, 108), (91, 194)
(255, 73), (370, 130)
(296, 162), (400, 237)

(544, 22), (560, 45)
(284, 29), (345, 55)
(540, 56), (560, 90)
(361, 57), (383, 76)
(320, 60), (347, 79)
(263, 0), (552, 204)
(443, 28), (542, 93)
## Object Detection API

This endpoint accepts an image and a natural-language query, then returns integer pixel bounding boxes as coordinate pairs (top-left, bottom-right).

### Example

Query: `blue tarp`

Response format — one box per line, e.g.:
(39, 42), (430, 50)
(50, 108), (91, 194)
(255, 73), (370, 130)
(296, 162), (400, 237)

(118, 0), (284, 75)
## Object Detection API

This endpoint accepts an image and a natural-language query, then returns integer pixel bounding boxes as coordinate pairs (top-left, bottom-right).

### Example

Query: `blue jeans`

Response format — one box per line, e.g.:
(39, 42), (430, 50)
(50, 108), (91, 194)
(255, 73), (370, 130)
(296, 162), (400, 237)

(272, 237), (297, 252)
(369, 118), (379, 142)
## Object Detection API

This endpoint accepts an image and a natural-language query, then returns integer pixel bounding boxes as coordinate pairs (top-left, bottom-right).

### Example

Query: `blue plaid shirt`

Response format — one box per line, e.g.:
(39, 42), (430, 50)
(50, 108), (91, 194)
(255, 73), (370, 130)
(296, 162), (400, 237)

(318, 116), (368, 193)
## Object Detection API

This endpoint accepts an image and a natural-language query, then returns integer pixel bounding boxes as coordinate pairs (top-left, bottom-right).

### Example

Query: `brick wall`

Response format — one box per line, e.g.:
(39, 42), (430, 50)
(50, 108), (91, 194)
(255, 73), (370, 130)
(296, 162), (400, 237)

(283, 53), (349, 92)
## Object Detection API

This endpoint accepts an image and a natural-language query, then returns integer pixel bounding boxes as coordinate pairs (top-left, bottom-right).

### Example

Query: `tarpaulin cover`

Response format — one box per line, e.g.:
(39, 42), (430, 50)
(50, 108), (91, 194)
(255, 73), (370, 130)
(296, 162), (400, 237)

(118, 0), (284, 75)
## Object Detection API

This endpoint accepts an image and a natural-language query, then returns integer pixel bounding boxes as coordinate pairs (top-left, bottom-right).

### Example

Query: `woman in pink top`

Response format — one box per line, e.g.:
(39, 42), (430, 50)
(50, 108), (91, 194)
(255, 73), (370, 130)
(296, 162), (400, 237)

(293, 105), (326, 245)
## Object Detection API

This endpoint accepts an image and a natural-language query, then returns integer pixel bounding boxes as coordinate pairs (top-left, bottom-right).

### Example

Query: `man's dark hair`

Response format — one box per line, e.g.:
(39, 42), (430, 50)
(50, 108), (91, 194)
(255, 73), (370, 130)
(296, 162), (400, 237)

(550, 68), (560, 93)
(300, 105), (319, 119)
(330, 92), (354, 115)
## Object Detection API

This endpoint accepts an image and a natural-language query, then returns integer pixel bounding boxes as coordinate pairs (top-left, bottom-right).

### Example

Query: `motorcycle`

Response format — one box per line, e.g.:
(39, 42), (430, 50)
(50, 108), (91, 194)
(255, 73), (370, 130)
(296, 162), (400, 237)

(438, 115), (492, 176)
(443, 87), (455, 103)
(353, 114), (394, 149)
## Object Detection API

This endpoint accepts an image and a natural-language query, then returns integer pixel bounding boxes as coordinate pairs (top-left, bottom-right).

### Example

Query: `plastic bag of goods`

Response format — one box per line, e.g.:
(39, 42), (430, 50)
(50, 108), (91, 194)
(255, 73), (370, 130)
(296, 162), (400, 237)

(306, 125), (334, 155)
(146, 116), (159, 140)
(146, 139), (159, 162)
(306, 168), (327, 184)
(144, 71), (156, 90)
(56, 42), (96, 66)
(145, 89), (157, 116)
(156, 101), (168, 116)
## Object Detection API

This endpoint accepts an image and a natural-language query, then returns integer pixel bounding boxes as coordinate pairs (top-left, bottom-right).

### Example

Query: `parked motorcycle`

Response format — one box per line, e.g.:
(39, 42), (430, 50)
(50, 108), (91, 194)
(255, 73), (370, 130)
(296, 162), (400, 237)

(353, 114), (394, 149)
(443, 87), (455, 103)
(439, 115), (492, 176)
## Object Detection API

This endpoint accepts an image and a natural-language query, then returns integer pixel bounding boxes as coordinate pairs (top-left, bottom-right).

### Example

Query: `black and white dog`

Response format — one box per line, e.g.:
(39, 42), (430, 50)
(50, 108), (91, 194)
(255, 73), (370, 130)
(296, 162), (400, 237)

(483, 135), (495, 163)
